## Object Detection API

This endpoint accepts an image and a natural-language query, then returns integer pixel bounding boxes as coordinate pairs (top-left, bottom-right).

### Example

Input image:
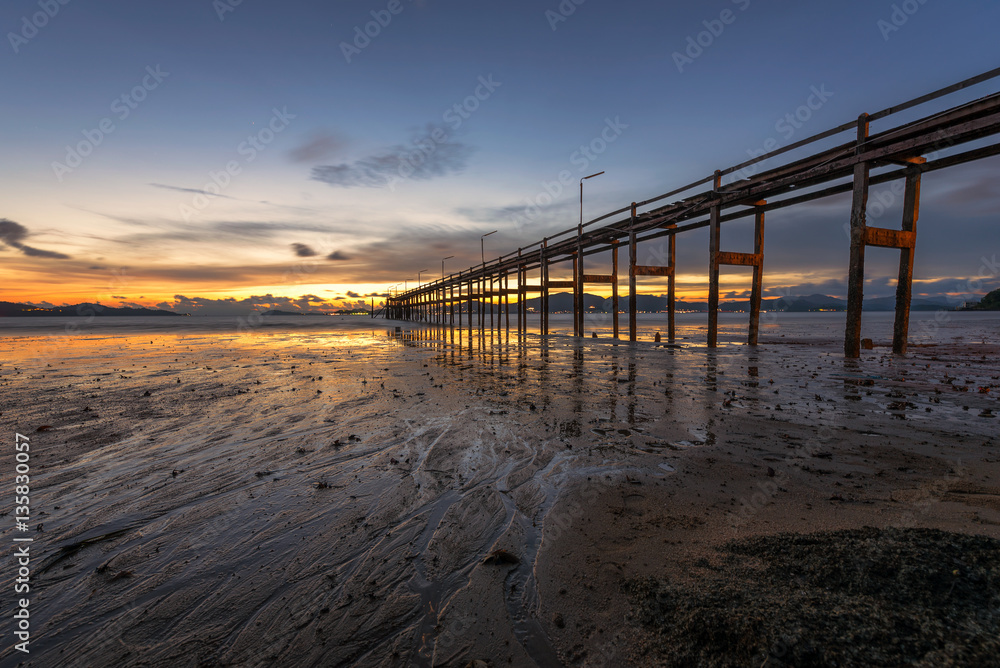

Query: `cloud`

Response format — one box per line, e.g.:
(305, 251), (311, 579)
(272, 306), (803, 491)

(346, 291), (360, 298)
(327, 251), (351, 260)
(146, 185), (318, 215)
(292, 243), (317, 257)
(311, 124), (473, 188)
(149, 183), (239, 200)
(0, 219), (71, 259)
(104, 218), (354, 249)
(111, 294), (127, 299)
(288, 132), (348, 164)
(456, 201), (578, 239)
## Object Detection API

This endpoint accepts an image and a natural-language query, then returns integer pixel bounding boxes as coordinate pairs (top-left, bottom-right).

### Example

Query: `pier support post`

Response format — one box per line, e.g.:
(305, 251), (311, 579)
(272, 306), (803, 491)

(708, 171), (722, 348)
(629, 203), (638, 342)
(517, 248), (528, 334)
(845, 114), (871, 359)
(505, 271), (511, 333)
(575, 236), (584, 338)
(893, 162), (923, 355)
(467, 277), (474, 333)
(488, 274), (496, 331)
(612, 240), (619, 338)
(749, 202), (766, 346)
(541, 239), (550, 336)
(667, 226), (676, 342)
(577, 253), (586, 335)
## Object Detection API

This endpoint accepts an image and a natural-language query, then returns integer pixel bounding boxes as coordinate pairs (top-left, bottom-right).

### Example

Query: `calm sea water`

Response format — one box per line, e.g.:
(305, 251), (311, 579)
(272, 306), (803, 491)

(0, 311), (995, 348)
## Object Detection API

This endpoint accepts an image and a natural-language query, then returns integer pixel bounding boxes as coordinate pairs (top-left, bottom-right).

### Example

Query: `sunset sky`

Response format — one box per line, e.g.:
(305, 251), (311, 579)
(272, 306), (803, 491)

(2, 0), (999, 314)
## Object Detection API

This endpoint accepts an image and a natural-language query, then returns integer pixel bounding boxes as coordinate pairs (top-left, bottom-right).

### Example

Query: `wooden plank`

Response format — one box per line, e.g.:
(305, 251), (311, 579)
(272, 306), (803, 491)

(632, 265), (675, 277)
(547, 280), (575, 289)
(717, 251), (761, 267)
(894, 168), (921, 355)
(582, 274), (614, 283)
(865, 227), (916, 249)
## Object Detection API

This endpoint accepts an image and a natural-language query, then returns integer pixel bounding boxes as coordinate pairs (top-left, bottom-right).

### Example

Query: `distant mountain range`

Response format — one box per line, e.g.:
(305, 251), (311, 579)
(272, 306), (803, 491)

(0, 302), (184, 317)
(1, 292), (969, 318)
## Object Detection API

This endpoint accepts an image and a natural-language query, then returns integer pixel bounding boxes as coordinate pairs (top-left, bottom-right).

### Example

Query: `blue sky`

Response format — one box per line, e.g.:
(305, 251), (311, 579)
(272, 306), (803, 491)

(1, 0), (999, 312)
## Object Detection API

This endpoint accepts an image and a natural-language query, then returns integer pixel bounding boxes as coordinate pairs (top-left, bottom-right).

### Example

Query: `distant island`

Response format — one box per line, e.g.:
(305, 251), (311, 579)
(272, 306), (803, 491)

(958, 288), (1000, 311)
(0, 302), (184, 317)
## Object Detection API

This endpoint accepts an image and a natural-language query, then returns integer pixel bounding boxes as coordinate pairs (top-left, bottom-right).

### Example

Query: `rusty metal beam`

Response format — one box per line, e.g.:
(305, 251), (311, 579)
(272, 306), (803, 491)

(865, 227), (916, 249)
(716, 251), (761, 267)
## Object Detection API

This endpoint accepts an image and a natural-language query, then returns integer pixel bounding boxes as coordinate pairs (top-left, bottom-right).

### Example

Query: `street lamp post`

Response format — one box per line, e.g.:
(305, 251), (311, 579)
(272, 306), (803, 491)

(481, 231), (497, 265)
(442, 255), (454, 279)
(577, 171), (605, 336)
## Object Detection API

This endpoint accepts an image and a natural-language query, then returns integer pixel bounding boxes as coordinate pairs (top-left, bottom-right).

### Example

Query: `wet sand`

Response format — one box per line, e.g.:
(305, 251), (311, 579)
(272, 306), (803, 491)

(0, 321), (998, 667)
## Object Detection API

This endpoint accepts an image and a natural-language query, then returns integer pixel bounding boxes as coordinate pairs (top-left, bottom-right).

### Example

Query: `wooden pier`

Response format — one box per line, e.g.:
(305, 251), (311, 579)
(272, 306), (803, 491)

(386, 69), (1000, 358)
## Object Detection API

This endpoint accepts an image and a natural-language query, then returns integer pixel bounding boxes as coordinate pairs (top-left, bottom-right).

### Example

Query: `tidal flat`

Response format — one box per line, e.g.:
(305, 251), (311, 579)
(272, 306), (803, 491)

(1, 313), (998, 667)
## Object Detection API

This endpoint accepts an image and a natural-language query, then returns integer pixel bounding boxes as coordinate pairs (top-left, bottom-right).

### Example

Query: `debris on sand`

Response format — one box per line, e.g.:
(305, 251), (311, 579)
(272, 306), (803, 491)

(625, 527), (1000, 667)
(483, 549), (520, 566)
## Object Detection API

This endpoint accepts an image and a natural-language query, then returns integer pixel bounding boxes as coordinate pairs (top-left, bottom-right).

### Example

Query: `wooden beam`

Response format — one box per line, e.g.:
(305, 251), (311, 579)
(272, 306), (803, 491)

(582, 274), (614, 283)
(547, 280), (576, 289)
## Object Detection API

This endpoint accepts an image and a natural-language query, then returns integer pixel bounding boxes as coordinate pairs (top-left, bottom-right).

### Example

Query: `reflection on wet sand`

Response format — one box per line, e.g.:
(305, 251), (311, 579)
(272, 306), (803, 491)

(0, 323), (997, 666)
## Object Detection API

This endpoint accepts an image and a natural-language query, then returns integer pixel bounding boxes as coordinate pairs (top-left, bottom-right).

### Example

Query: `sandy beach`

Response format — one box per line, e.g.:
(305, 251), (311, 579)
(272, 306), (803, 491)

(1, 315), (998, 667)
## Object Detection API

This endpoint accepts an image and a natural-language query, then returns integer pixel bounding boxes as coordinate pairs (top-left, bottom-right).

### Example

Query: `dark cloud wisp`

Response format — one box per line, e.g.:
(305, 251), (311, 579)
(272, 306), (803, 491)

(311, 125), (473, 188)
(288, 132), (348, 164)
(0, 219), (70, 259)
